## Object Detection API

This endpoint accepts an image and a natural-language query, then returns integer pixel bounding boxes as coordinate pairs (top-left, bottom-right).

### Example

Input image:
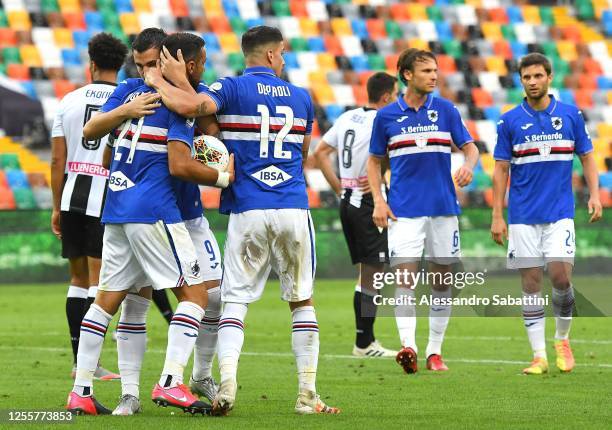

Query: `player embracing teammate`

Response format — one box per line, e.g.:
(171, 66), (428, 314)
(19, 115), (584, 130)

(147, 26), (340, 415)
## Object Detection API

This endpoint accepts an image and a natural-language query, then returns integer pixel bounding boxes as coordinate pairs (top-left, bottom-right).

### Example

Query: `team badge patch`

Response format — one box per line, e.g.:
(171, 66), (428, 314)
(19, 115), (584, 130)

(209, 81), (222, 92)
(415, 134), (428, 148)
(427, 110), (438, 123)
(189, 260), (201, 277)
(551, 117), (563, 130)
(539, 142), (552, 157)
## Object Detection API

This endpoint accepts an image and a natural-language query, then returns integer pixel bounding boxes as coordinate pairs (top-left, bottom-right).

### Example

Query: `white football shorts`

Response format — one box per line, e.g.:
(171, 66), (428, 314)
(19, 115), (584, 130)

(221, 209), (316, 303)
(388, 216), (461, 266)
(99, 221), (204, 292)
(185, 216), (222, 282)
(507, 218), (575, 269)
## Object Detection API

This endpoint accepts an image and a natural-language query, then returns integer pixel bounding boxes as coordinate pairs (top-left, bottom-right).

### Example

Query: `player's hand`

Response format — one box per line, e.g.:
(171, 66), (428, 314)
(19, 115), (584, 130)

(227, 153), (235, 184)
(160, 46), (187, 86)
(122, 93), (161, 118)
(490, 216), (508, 246)
(144, 61), (163, 88)
(372, 201), (396, 229)
(51, 209), (61, 239)
(454, 165), (473, 187)
(359, 177), (371, 194)
(588, 195), (603, 223)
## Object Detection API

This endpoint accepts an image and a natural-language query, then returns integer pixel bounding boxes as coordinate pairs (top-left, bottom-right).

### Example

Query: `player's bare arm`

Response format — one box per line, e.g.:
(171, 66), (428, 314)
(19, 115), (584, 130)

(301, 134), (312, 168)
(367, 154), (396, 228)
(146, 65), (217, 118)
(579, 152), (603, 223)
(83, 93), (161, 140)
(454, 142), (479, 187)
(102, 144), (112, 170)
(168, 140), (234, 188)
(314, 141), (341, 196)
(491, 160), (510, 245)
(50, 136), (67, 238)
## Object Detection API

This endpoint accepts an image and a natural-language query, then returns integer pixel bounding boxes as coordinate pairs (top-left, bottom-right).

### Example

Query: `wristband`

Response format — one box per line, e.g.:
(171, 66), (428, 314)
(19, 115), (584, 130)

(215, 171), (230, 188)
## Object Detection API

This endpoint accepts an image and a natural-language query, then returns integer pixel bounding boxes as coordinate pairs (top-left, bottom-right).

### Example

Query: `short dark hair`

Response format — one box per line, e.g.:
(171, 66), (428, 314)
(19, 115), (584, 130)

(367, 72), (397, 103)
(132, 27), (167, 53)
(519, 53), (552, 76)
(397, 49), (437, 85)
(88, 32), (128, 71)
(162, 32), (205, 62)
(241, 26), (283, 56)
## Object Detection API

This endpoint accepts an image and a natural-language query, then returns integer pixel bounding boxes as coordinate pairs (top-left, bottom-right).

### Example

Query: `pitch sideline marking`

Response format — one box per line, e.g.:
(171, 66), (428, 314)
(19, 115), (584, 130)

(0, 345), (610, 369)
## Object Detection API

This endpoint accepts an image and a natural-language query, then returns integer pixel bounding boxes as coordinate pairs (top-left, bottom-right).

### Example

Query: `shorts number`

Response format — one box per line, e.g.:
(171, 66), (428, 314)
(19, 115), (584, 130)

(204, 240), (216, 261)
(82, 104), (102, 150)
(452, 230), (459, 248)
(257, 104), (293, 159)
(342, 129), (355, 168)
(565, 230), (575, 247)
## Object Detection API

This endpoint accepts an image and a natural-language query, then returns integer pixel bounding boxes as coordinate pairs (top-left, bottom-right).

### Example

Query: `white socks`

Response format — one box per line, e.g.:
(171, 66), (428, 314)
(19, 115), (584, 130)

(292, 306), (319, 394)
(193, 287), (221, 381)
(159, 301), (204, 388)
(217, 302), (247, 385)
(426, 288), (452, 358)
(117, 294), (150, 398)
(73, 303), (112, 395)
(394, 287), (417, 352)
(523, 291), (547, 359)
(87, 286), (98, 300)
(553, 286), (574, 340)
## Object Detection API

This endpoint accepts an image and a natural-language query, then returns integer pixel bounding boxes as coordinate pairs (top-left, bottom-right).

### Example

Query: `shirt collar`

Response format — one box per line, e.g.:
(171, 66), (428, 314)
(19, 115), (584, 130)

(243, 66), (276, 76)
(521, 94), (557, 117)
(396, 93), (433, 112)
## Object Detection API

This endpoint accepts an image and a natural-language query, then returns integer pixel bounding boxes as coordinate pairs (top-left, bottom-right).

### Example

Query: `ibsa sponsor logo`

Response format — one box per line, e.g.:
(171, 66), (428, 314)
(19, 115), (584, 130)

(108, 171), (135, 191)
(251, 165), (292, 187)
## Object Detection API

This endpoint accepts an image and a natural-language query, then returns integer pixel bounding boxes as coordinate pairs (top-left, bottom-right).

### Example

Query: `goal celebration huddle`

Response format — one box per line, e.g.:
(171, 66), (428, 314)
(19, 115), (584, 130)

(50, 25), (602, 418)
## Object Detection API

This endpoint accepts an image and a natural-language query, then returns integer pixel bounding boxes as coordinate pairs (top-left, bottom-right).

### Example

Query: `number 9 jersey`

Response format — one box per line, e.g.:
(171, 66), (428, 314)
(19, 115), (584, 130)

(203, 66), (315, 214)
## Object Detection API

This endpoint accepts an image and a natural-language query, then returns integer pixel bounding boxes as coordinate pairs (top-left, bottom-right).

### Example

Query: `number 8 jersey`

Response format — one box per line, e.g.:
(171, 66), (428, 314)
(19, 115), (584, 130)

(203, 66), (315, 214)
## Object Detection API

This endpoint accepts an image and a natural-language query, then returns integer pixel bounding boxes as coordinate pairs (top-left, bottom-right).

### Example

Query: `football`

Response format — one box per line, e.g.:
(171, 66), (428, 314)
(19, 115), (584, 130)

(192, 135), (230, 172)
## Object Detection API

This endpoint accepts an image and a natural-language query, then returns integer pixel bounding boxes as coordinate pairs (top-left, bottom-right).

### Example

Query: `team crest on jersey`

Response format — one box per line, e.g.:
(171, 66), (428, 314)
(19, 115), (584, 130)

(209, 81), (222, 92)
(415, 134), (428, 148)
(251, 165), (292, 187)
(108, 171), (135, 191)
(539, 142), (552, 157)
(427, 110), (438, 123)
(551, 117), (563, 130)
(189, 260), (201, 277)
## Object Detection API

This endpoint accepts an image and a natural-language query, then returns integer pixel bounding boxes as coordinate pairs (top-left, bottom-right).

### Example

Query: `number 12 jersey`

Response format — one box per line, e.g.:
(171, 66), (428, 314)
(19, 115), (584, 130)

(203, 66), (315, 214)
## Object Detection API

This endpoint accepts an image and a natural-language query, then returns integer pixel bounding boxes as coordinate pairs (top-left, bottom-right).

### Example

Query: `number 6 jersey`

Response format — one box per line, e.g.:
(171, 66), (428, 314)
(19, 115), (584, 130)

(203, 66), (315, 214)
(51, 81), (117, 217)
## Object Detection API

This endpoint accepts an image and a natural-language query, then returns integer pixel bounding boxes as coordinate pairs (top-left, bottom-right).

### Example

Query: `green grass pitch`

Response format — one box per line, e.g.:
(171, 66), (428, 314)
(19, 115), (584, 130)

(0, 278), (610, 429)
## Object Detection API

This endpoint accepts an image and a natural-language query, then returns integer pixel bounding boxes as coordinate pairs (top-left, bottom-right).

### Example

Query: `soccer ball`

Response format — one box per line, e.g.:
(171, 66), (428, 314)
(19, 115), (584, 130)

(192, 135), (229, 172)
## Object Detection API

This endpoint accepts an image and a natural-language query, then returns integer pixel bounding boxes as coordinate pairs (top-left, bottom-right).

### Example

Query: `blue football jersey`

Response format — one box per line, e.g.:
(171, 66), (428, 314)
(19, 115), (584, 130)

(102, 84), (195, 224)
(203, 66), (315, 214)
(369, 94), (473, 218)
(493, 95), (592, 224)
(102, 78), (204, 221)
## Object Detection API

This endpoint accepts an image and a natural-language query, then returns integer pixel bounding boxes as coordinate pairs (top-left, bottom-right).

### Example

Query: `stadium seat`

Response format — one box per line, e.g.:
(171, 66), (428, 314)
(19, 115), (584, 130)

(6, 169), (29, 188)
(7, 64), (30, 80)
(0, 187), (17, 210)
(53, 79), (76, 98)
(12, 187), (38, 209)
(0, 29), (18, 47)
(7, 10), (32, 31)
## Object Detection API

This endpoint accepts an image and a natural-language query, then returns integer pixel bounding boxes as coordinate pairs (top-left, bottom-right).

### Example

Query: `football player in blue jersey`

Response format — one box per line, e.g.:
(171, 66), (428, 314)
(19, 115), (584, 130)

(367, 49), (479, 374)
(147, 25), (340, 416)
(84, 29), (225, 413)
(66, 33), (233, 416)
(491, 53), (602, 375)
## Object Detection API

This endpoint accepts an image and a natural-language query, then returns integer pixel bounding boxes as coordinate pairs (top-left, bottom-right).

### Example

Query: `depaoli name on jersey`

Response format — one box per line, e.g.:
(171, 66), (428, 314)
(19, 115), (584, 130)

(256, 83), (291, 97)
(525, 132), (563, 142)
